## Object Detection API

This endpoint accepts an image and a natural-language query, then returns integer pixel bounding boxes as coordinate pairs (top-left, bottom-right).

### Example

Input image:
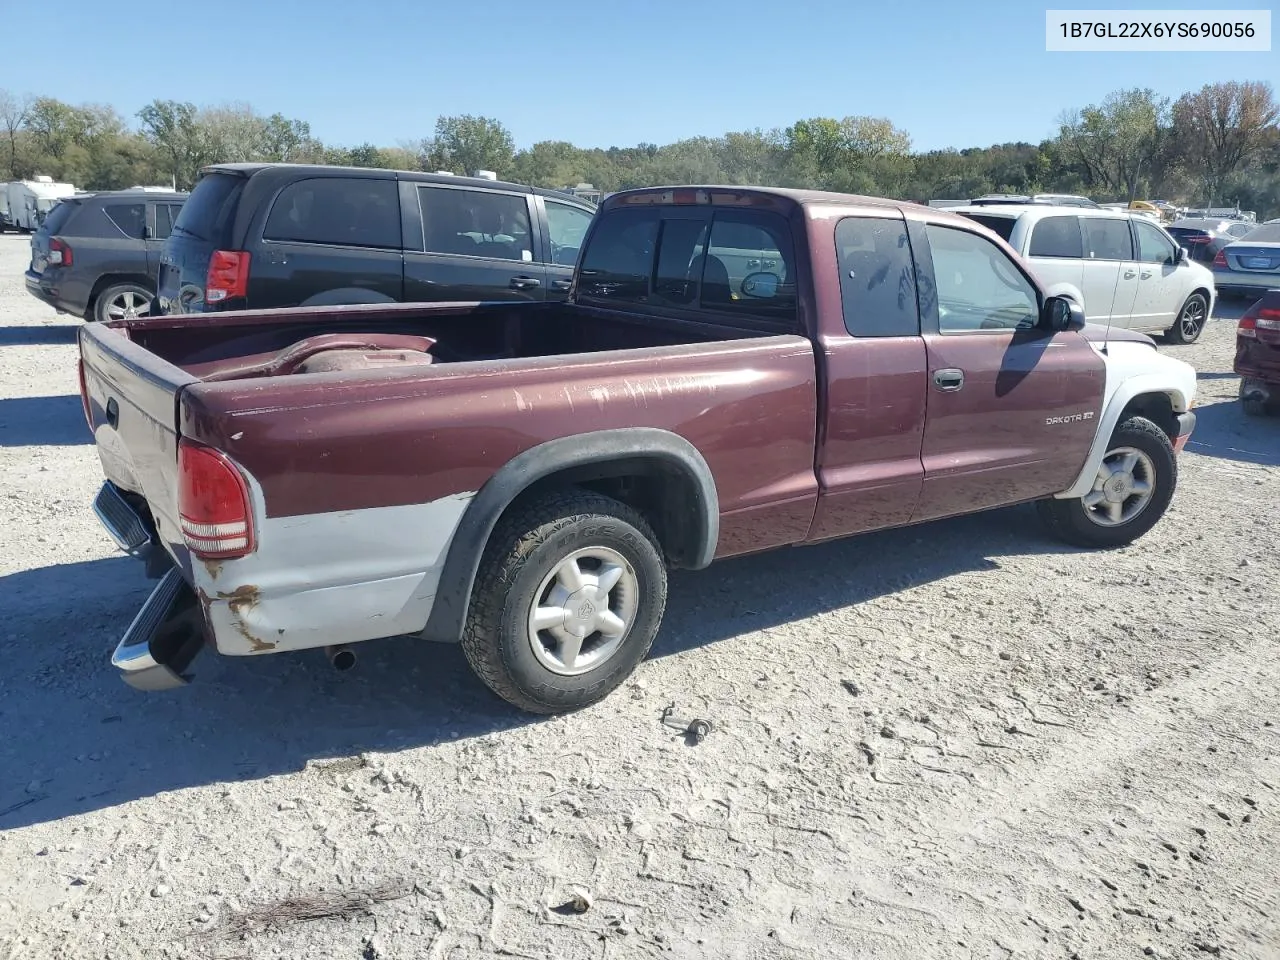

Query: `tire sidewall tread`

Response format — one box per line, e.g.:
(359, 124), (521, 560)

(461, 489), (668, 714)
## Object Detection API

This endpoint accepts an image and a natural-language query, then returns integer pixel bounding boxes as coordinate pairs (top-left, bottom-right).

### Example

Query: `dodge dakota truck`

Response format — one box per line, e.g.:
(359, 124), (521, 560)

(79, 185), (1198, 714)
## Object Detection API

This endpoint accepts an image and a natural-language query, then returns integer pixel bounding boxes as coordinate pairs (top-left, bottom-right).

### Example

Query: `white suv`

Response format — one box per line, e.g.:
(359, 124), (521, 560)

(952, 205), (1217, 343)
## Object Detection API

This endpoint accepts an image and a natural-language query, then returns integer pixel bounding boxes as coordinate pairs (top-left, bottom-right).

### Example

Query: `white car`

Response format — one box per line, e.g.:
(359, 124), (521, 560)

(952, 204), (1217, 344)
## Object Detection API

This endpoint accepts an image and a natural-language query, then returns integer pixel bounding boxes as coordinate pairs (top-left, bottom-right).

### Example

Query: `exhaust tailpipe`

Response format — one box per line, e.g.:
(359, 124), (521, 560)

(326, 644), (357, 671)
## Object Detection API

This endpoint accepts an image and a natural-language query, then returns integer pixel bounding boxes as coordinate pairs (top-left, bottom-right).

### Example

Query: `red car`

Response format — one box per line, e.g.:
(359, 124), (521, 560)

(1235, 289), (1280, 416)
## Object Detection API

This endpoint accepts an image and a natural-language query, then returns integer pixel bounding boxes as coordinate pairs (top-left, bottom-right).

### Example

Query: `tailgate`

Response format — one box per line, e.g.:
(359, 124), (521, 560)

(79, 322), (198, 555)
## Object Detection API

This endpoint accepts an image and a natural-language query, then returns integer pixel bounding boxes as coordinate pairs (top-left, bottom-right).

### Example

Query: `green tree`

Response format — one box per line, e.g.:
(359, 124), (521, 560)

(422, 115), (515, 177)
(1172, 81), (1279, 203)
(1056, 88), (1171, 201)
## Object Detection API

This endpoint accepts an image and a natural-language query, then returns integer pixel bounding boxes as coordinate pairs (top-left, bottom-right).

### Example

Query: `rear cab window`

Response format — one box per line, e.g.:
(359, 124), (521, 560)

(265, 177), (401, 249)
(577, 206), (797, 327)
(173, 172), (246, 247)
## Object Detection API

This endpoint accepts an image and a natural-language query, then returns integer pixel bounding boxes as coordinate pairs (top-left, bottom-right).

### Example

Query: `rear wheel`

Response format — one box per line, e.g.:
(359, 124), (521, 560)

(93, 283), (154, 323)
(461, 489), (667, 714)
(1164, 293), (1208, 344)
(1037, 416), (1177, 548)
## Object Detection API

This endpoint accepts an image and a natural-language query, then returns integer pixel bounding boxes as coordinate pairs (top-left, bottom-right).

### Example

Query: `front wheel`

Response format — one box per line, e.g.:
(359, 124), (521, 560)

(1037, 416), (1177, 548)
(1164, 293), (1208, 344)
(461, 489), (668, 714)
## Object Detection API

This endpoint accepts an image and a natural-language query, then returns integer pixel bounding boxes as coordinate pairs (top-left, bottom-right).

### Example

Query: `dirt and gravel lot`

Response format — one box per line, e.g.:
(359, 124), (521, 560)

(1, 231), (1278, 960)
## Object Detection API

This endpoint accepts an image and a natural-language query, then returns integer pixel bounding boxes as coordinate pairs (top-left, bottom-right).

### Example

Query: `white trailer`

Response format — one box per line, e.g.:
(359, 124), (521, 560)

(3, 176), (78, 232)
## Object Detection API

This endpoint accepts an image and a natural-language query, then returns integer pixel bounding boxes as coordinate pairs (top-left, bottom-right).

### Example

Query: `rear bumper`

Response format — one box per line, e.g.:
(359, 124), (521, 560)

(1211, 270), (1280, 296)
(24, 268), (83, 316)
(94, 482), (204, 690)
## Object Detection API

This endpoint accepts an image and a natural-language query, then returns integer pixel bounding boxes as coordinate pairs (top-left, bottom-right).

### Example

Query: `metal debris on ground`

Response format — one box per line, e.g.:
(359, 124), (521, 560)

(661, 702), (714, 744)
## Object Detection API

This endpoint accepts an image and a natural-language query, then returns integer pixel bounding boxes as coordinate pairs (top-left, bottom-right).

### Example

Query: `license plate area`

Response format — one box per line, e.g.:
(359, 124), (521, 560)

(1246, 257), (1275, 270)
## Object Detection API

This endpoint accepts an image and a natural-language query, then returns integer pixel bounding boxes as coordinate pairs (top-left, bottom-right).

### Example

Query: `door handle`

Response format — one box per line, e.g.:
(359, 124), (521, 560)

(550, 279), (572, 291)
(1123, 270), (1136, 278)
(1140, 271), (1152, 279)
(933, 368), (964, 391)
(510, 276), (541, 290)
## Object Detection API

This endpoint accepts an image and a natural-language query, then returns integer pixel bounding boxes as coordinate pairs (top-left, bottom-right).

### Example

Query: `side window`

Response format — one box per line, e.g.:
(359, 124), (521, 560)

(1083, 217), (1134, 260)
(577, 208), (659, 302)
(1134, 220), (1176, 264)
(419, 186), (533, 262)
(926, 225), (1040, 332)
(264, 177), (400, 249)
(103, 203), (146, 240)
(835, 216), (919, 338)
(154, 203), (174, 241)
(1028, 216), (1083, 259)
(545, 201), (593, 266)
(700, 213), (797, 323)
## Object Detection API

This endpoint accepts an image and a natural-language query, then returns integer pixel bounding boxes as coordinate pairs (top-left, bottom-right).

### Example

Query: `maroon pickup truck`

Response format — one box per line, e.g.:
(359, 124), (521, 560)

(80, 186), (1198, 714)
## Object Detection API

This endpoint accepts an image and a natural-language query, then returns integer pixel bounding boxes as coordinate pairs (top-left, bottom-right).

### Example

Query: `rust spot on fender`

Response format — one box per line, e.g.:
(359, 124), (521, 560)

(216, 584), (275, 652)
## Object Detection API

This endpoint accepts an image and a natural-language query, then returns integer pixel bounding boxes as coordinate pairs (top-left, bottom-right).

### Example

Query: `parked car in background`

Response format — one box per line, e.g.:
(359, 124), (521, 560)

(966, 194), (1098, 208)
(156, 164), (597, 315)
(81, 186), (1197, 711)
(953, 203), (1215, 343)
(3, 176), (78, 232)
(1167, 217), (1257, 264)
(24, 188), (187, 321)
(1211, 222), (1280, 299)
(1235, 289), (1280, 417)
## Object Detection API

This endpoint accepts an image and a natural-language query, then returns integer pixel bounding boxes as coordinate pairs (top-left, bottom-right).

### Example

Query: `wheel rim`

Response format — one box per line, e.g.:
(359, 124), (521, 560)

(527, 546), (638, 677)
(106, 290), (152, 320)
(1082, 446), (1156, 527)
(1179, 299), (1205, 339)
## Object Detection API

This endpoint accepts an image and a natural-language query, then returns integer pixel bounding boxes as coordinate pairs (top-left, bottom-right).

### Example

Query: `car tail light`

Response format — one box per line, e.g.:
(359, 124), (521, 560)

(77, 359), (92, 428)
(178, 440), (255, 558)
(205, 250), (250, 303)
(49, 237), (72, 266)
(1239, 315), (1257, 338)
(1213, 249), (1227, 267)
(1238, 302), (1280, 339)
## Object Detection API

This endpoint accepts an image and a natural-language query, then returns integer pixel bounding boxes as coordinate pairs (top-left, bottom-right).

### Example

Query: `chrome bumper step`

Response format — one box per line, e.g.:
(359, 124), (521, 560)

(112, 567), (205, 691)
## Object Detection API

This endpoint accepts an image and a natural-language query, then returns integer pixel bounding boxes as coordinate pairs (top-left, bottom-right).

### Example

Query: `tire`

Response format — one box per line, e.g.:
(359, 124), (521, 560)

(1164, 293), (1208, 344)
(1037, 416), (1177, 549)
(93, 283), (154, 323)
(1242, 396), (1272, 418)
(461, 488), (668, 714)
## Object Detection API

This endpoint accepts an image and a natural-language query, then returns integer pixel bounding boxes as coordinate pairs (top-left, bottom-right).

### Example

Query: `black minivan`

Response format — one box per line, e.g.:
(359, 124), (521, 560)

(157, 164), (597, 315)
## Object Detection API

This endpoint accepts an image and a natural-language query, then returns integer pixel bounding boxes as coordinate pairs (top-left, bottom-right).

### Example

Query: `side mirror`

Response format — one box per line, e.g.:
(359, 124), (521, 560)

(1176, 245), (1188, 263)
(1043, 295), (1086, 333)
(740, 271), (779, 299)
(143, 225), (155, 240)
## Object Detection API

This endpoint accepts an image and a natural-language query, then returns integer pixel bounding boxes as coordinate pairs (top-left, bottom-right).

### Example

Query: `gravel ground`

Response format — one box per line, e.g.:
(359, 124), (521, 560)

(1, 232), (1278, 960)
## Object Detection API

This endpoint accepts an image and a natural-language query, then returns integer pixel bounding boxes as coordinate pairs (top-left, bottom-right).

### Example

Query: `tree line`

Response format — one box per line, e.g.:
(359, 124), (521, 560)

(1, 81), (1276, 216)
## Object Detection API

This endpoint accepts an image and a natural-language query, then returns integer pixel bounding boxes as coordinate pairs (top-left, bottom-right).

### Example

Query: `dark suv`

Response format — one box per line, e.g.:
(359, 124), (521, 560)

(157, 164), (597, 315)
(25, 189), (188, 322)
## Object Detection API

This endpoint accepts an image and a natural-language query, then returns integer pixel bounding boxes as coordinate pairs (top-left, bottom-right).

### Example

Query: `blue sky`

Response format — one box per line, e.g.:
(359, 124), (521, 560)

(3, 0), (1275, 153)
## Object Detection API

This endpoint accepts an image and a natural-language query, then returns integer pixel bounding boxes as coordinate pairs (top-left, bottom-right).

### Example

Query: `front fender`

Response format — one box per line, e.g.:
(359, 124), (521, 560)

(1056, 345), (1197, 499)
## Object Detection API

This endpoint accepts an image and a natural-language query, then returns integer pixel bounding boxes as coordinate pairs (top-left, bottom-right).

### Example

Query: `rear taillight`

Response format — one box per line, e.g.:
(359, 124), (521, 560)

(1213, 249), (1227, 267)
(178, 440), (255, 559)
(205, 250), (250, 303)
(1238, 303), (1280, 339)
(49, 237), (72, 266)
(77, 359), (92, 429)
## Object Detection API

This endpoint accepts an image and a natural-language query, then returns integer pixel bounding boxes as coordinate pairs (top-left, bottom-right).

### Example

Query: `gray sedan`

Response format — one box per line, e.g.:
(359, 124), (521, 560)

(1213, 222), (1280, 298)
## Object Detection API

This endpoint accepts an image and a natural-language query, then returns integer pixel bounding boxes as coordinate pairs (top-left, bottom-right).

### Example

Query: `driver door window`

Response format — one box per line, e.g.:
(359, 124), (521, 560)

(545, 201), (593, 266)
(1134, 219), (1176, 264)
(926, 224), (1039, 332)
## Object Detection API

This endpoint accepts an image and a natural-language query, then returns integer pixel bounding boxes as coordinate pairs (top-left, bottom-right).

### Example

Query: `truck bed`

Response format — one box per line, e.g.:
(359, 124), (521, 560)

(115, 299), (766, 380)
(80, 298), (822, 656)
